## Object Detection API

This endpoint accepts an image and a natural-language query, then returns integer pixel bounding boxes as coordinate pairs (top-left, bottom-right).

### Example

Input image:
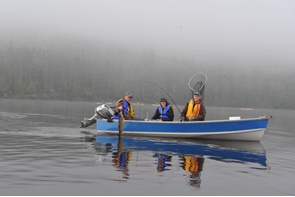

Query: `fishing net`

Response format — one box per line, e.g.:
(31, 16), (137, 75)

(188, 73), (207, 101)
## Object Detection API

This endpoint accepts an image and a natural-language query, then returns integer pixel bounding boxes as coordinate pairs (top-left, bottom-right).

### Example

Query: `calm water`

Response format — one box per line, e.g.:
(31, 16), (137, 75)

(1, 99), (295, 195)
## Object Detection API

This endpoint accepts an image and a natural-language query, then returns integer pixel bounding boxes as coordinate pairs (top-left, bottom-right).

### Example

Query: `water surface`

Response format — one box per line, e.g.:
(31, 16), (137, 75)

(1, 99), (294, 195)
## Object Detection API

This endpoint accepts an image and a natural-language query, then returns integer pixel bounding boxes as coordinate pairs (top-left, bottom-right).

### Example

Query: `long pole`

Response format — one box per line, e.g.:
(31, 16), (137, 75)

(144, 80), (181, 114)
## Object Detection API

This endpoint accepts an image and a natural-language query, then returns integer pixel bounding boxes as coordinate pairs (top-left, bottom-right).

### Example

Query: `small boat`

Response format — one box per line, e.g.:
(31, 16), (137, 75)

(81, 73), (271, 142)
(96, 116), (271, 142)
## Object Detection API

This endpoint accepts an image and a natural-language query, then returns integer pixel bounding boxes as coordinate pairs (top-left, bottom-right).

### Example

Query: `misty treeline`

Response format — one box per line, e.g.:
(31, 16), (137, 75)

(0, 41), (294, 110)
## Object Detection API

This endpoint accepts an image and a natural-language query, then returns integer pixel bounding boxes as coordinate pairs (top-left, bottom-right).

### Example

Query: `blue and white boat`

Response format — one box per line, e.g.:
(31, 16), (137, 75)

(96, 115), (271, 142)
(81, 73), (271, 142)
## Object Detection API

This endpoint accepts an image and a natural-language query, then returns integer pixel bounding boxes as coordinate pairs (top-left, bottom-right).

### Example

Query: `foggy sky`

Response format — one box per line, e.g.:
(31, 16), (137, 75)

(1, 0), (295, 68)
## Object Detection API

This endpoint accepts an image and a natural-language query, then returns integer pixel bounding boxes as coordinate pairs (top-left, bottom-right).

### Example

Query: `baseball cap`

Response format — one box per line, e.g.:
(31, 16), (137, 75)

(160, 98), (167, 102)
(125, 92), (133, 98)
(194, 91), (201, 96)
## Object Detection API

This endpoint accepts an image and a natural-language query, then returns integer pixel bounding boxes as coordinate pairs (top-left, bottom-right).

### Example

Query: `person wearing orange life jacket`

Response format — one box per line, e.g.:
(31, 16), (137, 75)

(151, 98), (174, 121)
(180, 91), (206, 121)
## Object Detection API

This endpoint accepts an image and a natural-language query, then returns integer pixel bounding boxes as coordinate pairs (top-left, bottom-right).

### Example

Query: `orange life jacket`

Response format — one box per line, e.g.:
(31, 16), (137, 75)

(183, 155), (200, 172)
(186, 99), (202, 118)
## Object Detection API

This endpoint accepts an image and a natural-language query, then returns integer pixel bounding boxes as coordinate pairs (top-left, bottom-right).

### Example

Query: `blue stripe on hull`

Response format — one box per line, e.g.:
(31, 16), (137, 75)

(96, 118), (269, 134)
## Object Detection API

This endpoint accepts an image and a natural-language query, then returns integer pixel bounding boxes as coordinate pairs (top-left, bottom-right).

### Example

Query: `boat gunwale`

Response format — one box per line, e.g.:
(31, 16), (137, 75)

(96, 116), (270, 124)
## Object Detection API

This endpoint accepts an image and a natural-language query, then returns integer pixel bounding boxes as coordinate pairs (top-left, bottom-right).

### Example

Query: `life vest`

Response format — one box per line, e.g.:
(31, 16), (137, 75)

(119, 152), (132, 168)
(113, 99), (135, 120)
(186, 99), (202, 119)
(154, 153), (171, 171)
(183, 155), (200, 172)
(157, 104), (172, 119)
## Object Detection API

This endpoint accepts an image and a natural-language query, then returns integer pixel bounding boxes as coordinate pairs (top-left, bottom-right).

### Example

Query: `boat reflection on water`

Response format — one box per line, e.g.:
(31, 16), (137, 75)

(92, 134), (268, 188)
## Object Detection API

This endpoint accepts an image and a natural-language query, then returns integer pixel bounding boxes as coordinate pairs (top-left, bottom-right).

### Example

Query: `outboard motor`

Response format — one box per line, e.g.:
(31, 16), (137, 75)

(80, 104), (114, 128)
(96, 104), (114, 119)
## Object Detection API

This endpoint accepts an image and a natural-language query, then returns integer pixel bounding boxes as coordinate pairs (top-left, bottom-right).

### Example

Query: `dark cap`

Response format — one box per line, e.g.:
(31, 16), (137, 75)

(124, 92), (133, 98)
(160, 98), (167, 102)
(194, 91), (201, 96)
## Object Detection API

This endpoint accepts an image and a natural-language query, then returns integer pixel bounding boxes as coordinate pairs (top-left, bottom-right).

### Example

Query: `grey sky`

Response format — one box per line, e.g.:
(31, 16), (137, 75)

(1, 0), (295, 67)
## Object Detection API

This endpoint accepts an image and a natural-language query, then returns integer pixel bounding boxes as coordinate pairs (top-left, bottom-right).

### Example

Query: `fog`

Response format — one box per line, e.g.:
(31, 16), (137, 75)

(1, 0), (295, 109)
(1, 0), (295, 67)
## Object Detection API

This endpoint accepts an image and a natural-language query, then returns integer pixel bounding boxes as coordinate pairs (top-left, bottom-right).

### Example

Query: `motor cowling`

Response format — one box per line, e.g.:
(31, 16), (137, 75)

(80, 104), (114, 128)
(95, 104), (114, 119)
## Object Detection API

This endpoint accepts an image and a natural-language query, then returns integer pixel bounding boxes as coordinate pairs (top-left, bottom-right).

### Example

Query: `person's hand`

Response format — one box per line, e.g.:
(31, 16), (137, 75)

(115, 104), (123, 113)
(188, 117), (194, 121)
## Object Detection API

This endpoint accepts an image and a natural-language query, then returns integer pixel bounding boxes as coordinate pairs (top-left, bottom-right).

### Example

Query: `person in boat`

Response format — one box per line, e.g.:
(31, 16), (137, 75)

(151, 98), (174, 121)
(180, 91), (206, 121)
(113, 92), (135, 120)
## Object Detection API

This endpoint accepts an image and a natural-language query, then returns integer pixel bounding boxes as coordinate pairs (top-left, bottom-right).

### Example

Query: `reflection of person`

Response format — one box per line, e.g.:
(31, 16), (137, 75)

(153, 153), (172, 172)
(112, 136), (132, 179)
(151, 98), (174, 121)
(113, 92), (135, 120)
(112, 151), (132, 179)
(182, 155), (204, 189)
(180, 91), (206, 121)
(183, 155), (204, 172)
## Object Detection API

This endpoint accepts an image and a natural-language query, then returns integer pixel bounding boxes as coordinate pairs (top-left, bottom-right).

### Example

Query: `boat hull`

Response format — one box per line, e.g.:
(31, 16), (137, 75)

(96, 117), (270, 141)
